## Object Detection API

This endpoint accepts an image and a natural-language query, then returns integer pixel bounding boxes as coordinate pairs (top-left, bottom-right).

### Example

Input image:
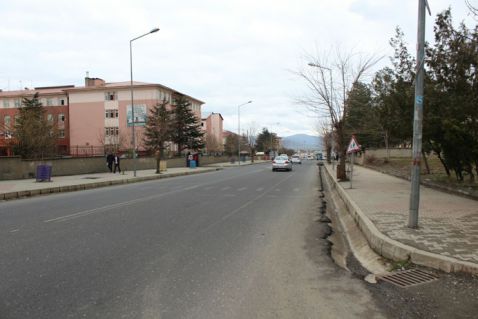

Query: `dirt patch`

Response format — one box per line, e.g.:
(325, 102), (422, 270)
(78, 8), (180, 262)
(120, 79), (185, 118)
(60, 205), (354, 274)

(362, 157), (478, 200)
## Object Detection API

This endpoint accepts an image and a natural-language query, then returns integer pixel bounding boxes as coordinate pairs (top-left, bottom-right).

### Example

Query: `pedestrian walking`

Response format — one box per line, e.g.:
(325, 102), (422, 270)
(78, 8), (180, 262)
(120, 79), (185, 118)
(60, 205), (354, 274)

(193, 152), (199, 167)
(106, 153), (114, 173)
(187, 152), (192, 167)
(113, 154), (121, 173)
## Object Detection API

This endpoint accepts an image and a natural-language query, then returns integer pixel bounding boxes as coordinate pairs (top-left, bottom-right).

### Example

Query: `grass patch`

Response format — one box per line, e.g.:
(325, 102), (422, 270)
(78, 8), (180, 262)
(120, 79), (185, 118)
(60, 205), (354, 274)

(389, 259), (413, 272)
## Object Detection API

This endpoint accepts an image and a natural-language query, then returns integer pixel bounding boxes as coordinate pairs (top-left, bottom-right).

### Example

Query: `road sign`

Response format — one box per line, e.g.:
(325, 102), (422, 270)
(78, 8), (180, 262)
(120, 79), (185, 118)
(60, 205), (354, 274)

(347, 135), (360, 154)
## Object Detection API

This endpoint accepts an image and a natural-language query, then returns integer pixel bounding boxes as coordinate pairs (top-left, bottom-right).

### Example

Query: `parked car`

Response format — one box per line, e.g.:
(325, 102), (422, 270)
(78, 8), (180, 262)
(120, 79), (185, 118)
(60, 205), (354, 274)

(272, 155), (292, 171)
(291, 155), (301, 164)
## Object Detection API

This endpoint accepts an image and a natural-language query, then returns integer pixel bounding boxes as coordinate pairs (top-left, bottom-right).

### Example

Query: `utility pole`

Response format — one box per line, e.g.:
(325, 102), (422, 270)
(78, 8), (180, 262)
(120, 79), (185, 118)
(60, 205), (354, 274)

(409, 0), (430, 228)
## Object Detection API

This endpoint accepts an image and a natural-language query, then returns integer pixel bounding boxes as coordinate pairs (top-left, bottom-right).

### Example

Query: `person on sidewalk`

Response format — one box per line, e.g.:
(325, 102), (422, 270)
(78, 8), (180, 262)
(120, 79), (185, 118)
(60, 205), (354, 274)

(113, 154), (121, 173)
(193, 152), (199, 167)
(106, 153), (114, 173)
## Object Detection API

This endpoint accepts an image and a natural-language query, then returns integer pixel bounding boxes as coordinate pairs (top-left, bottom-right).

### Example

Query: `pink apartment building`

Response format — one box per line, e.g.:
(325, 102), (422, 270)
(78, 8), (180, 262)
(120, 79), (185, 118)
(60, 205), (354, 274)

(201, 112), (224, 153)
(67, 77), (204, 155)
(0, 76), (204, 157)
(0, 86), (70, 156)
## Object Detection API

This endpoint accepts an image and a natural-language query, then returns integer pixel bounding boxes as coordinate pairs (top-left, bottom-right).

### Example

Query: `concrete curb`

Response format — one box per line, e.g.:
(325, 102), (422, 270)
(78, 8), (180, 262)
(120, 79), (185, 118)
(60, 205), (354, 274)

(323, 165), (478, 275)
(0, 168), (222, 201)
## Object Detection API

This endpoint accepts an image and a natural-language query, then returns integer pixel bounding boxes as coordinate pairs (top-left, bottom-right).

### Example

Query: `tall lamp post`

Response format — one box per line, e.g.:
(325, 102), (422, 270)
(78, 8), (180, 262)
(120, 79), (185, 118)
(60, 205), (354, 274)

(130, 27), (159, 177)
(308, 62), (335, 159)
(237, 100), (252, 165)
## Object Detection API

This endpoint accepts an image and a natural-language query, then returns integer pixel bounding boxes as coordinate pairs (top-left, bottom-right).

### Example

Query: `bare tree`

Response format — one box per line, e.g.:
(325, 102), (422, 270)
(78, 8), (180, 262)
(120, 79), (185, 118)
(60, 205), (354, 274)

(97, 128), (127, 155)
(296, 47), (382, 179)
(466, 0), (478, 17)
(244, 122), (258, 162)
(205, 134), (222, 155)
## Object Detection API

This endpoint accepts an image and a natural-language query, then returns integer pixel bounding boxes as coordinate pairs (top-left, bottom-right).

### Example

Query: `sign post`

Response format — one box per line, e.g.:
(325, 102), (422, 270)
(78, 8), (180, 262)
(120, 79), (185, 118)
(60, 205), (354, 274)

(347, 135), (361, 189)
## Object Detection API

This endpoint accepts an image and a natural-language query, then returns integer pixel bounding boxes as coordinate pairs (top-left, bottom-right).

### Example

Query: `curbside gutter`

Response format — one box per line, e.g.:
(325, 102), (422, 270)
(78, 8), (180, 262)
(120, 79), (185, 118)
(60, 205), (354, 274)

(323, 165), (478, 275)
(0, 168), (222, 201)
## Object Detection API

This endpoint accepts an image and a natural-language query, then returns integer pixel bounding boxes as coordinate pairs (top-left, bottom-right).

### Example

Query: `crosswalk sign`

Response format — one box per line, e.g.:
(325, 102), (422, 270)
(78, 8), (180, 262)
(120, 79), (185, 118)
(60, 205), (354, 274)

(347, 135), (361, 154)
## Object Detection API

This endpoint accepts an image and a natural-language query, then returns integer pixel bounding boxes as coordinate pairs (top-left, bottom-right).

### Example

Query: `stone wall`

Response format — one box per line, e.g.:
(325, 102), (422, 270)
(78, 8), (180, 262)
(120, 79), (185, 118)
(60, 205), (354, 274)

(0, 155), (229, 180)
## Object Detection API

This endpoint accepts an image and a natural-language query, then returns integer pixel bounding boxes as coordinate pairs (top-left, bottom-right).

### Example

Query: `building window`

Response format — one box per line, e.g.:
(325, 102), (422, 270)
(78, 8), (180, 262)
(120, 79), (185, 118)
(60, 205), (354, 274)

(14, 114), (19, 124)
(4, 115), (11, 127)
(14, 99), (21, 107)
(2, 99), (9, 108)
(105, 127), (119, 136)
(59, 98), (65, 106)
(47, 114), (54, 122)
(105, 92), (116, 101)
(58, 113), (65, 123)
(105, 109), (119, 118)
(46, 98), (53, 106)
(58, 129), (65, 138)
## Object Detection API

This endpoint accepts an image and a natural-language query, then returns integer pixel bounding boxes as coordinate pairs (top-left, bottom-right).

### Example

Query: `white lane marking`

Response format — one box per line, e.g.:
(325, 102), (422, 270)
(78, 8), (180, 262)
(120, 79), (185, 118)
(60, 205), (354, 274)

(202, 173), (295, 233)
(43, 165), (273, 224)
(293, 188), (300, 192)
(9, 229), (19, 233)
(256, 187), (264, 192)
(221, 186), (231, 191)
(204, 186), (214, 190)
(237, 187), (247, 191)
(275, 189), (281, 192)
(183, 185), (199, 191)
(43, 185), (196, 223)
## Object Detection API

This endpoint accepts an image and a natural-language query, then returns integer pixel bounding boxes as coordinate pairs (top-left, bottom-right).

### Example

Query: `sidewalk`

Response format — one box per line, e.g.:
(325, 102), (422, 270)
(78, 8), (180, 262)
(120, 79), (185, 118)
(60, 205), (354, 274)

(0, 166), (222, 201)
(0, 160), (270, 201)
(324, 163), (478, 274)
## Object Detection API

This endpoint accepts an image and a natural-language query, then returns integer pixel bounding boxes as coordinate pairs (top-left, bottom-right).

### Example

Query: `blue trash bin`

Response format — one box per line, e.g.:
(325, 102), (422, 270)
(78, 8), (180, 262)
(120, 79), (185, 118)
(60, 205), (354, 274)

(36, 164), (52, 182)
(189, 160), (197, 168)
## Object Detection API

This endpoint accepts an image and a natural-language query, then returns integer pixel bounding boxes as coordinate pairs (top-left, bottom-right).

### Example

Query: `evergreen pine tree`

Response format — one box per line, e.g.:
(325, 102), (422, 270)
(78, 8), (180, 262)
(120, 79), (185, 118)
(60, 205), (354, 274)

(170, 96), (204, 156)
(14, 93), (57, 159)
(143, 100), (172, 173)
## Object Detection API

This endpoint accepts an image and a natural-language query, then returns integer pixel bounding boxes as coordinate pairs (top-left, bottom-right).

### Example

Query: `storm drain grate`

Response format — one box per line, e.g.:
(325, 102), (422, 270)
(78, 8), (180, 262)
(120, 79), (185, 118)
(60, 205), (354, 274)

(377, 269), (438, 288)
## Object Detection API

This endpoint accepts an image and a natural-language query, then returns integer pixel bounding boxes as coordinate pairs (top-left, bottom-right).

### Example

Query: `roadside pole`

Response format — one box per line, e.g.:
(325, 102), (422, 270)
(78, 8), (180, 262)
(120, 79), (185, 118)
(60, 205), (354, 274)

(409, 0), (430, 229)
(347, 135), (360, 189)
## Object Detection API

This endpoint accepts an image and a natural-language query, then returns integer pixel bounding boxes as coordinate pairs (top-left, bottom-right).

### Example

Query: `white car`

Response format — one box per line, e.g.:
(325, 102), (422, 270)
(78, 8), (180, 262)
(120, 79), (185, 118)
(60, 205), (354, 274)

(291, 155), (301, 164)
(272, 156), (292, 171)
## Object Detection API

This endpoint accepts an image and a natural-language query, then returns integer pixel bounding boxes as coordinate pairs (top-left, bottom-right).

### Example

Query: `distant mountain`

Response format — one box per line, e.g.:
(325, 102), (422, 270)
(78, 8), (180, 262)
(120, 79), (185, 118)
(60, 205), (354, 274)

(281, 134), (322, 150)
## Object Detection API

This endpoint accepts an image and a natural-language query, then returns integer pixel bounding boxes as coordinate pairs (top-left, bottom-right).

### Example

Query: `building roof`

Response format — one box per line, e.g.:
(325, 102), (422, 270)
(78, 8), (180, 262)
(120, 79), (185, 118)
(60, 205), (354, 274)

(0, 79), (205, 105)
(0, 86), (71, 98)
(202, 112), (224, 121)
(64, 80), (205, 105)
(222, 130), (237, 138)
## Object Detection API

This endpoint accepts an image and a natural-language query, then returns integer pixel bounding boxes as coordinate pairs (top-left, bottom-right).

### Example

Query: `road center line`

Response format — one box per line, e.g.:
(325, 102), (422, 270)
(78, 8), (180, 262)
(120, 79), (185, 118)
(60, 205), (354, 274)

(43, 166), (269, 224)
(201, 173), (295, 233)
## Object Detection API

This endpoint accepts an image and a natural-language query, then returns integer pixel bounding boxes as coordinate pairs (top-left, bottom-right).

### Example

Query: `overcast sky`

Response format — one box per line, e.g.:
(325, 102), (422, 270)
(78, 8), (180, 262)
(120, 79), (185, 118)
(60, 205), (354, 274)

(0, 0), (474, 137)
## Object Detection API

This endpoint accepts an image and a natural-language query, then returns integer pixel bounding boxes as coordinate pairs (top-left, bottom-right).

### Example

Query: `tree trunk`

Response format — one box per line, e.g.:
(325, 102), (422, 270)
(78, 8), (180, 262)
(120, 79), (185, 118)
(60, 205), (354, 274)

(155, 150), (161, 174)
(422, 150), (430, 175)
(336, 125), (347, 180)
(436, 151), (450, 177)
(384, 131), (390, 161)
(466, 164), (475, 182)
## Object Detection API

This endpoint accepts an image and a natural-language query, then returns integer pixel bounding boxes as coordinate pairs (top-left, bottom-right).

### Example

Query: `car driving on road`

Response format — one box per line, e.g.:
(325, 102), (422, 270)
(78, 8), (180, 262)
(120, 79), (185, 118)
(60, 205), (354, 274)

(272, 155), (292, 171)
(291, 155), (301, 164)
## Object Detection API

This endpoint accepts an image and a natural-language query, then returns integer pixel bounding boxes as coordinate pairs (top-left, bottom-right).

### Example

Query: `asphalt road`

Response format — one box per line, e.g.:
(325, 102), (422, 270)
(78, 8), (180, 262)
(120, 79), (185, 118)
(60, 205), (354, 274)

(0, 161), (385, 319)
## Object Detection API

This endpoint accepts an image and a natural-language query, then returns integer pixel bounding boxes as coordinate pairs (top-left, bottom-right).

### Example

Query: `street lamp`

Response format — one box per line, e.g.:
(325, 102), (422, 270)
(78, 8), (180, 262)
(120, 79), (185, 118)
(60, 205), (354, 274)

(308, 62), (335, 158)
(308, 62), (333, 110)
(130, 27), (159, 177)
(237, 100), (252, 165)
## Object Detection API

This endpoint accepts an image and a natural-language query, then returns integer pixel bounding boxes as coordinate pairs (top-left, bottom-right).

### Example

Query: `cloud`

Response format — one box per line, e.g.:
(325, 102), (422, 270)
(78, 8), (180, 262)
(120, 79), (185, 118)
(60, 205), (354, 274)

(0, 0), (473, 137)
